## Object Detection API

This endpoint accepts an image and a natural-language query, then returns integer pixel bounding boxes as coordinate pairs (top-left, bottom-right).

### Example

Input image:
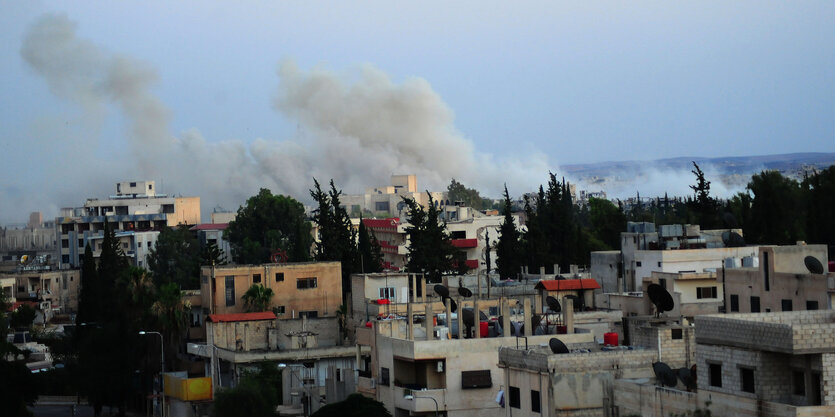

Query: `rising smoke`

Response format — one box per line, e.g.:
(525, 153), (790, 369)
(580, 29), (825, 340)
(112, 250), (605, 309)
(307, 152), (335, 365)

(9, 13), (553, 224)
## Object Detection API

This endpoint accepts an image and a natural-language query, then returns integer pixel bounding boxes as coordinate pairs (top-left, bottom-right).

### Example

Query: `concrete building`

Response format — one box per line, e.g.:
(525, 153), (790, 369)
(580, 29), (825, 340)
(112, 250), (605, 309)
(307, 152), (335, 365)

(86, 230), (158, 268)
(498, 344), (655, 417)
(56, 181), (200, 268)
(362, 218), (407, 271)
(342, 175), (448, 219)
(615, 310), (835, 416)
(601, 271), (724, 318)
(200, 262), (342, 319)
(190, 223), (233, 265)
(0, 215), (57, 264)
(2, 269), (81, 320)
(723, 244), (832, 313)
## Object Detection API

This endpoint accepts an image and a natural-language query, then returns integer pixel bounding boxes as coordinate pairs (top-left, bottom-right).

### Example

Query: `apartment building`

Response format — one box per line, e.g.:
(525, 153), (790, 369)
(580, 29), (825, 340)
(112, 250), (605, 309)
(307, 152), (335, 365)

(341, 174), (448, 219)
(56, 180), (200, 268)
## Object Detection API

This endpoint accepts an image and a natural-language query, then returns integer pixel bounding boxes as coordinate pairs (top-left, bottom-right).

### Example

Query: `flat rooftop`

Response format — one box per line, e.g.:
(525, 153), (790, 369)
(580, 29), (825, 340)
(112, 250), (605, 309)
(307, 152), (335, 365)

(695, 310), (835, 354)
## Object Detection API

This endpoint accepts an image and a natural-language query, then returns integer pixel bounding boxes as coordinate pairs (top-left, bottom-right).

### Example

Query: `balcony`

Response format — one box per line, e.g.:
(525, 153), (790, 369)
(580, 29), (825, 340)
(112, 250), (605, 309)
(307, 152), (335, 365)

(394, 386), (447, 413)
(451, 238), (477, 249)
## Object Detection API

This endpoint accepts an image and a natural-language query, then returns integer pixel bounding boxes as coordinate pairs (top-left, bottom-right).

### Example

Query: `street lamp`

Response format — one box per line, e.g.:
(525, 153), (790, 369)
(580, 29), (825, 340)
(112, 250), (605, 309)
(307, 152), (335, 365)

(278, 363), (311, 417)
(139, 331), (165, 417)
(404, 394), (439, 417)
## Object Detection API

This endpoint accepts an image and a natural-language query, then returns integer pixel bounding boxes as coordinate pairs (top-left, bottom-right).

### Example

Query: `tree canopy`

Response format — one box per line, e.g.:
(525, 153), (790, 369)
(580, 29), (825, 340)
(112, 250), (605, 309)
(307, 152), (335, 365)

(312, 393), (392, 417)
(402, 194), (467, 282)
(147, 225), (202, 289)
(495, 185), (522, 279)
(242, 284), (275, 312)
(226, 188), (312, 264)
(310, 179), (359, 301)
(447, 178), (491, 210)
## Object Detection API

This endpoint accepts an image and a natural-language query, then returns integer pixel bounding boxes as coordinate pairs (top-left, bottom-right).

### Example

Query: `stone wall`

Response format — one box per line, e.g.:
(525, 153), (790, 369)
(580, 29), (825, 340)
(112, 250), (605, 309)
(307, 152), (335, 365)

(696, 311), (835, 354)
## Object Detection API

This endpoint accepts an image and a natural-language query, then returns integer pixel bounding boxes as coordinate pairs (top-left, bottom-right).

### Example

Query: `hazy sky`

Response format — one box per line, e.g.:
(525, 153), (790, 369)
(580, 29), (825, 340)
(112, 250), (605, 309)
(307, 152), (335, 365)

(1, 1), (834, 224)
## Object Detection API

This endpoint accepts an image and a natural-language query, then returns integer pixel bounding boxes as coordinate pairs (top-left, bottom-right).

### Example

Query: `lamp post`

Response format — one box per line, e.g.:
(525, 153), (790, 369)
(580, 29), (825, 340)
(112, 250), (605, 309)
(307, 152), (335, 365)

(139, 331), (164, 417)
(278, 363), (311, 417)
(404, 394), (439, 417)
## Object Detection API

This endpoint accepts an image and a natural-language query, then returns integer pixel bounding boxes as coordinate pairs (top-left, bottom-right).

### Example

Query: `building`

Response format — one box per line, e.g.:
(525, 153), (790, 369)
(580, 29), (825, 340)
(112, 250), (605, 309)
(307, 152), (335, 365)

(362, 218), (407, 271)
(601, 271), (724, 317)
(341, 175), (448, 219)
(86, 230), (158, 268)
(723, 244), (832, 313)
(56, 181), (200, 268)
(2, 269), (81, 320)
(200, 262), (342, 319)
(190, 223), (233, 265)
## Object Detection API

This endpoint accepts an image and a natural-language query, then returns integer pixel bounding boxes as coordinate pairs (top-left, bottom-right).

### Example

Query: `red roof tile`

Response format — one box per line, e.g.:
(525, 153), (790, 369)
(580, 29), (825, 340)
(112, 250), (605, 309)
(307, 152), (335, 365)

(208, 311), (275, 323)
(190, 223), (229, 231)
(535, 279), (601, 291)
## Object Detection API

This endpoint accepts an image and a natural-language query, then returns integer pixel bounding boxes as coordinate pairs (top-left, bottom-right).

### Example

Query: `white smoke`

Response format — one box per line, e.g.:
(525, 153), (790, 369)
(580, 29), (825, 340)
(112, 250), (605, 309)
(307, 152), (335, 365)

(10, 13), (553, 224)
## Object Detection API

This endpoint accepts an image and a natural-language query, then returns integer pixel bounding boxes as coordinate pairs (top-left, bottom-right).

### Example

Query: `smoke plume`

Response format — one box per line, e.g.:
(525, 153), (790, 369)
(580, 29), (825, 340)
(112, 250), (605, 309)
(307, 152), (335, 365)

(9, 13), (552, 224)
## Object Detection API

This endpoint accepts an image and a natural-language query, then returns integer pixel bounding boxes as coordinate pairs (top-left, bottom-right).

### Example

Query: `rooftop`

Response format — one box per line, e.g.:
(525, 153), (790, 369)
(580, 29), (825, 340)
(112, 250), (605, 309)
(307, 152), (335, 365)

(695, 310), (835, 354)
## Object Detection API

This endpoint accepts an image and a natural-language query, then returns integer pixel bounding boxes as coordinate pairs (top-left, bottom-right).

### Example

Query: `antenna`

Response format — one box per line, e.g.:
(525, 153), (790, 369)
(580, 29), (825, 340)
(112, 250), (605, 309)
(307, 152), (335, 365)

(805, 256), (824, 275)
(548, 338), (569, 354)
(653, 362), (677, 387)
(646, 284), (675, 317)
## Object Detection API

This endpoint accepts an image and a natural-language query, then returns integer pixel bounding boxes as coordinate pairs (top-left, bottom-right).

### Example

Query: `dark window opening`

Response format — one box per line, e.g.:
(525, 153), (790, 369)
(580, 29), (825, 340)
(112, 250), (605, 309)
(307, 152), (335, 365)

(253, 274), (261, 283)
(671, 328), (683, 340)
(709, 363), (722, 387)
(763, 251), (770, 291)
(275, 306), (285, 314)
(807, 300), (819, 310)
(297, 277), (317, 289)
(730, 294), (739, 312)
(781, 299), (793, 312)
(461, 370), (492, 389)
(636, 261), (642, 267)
(740, 367), (755, 393)
(531, 389), (541, 413)
(300, 311), (318, 319)
(658, 278), (666, 289)
(380, 367), (390, 386)
(162, 204), (175, 214)
(225, 276), (235, 307)
(275, 272), (284, 282)
(509, 386), (520, 409)
(697, 286), (718, 299)
(750, 296), (760, 313)
(450, 231), (467, 239)
(793, 371), (805, 396)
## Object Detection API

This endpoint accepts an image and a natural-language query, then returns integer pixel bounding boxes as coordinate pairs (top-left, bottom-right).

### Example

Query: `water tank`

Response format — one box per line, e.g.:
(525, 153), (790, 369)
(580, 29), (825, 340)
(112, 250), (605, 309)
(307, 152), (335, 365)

(604, 332), (619, 346)
(479, 322), (489, 338)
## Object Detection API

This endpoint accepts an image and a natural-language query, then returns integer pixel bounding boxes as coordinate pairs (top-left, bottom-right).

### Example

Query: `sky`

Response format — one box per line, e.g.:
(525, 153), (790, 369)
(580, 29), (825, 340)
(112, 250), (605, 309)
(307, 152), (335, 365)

(1, 1), (834, 225)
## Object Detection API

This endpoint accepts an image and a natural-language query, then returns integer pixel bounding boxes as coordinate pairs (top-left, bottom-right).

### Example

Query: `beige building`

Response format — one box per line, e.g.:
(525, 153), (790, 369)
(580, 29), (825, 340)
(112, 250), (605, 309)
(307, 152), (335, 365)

(601, 271), (724, 317)
(200, 261), (342, 319)
(2, 269), (81, 320)
(56, 180), (200, 268)
(723, 244), (832, 313)
(342, 175), (448, 219)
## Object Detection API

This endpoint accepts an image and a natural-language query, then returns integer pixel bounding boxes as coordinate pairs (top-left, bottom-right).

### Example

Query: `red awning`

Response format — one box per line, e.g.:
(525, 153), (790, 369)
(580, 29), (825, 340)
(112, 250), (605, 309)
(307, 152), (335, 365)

(535, 279), (601, 291)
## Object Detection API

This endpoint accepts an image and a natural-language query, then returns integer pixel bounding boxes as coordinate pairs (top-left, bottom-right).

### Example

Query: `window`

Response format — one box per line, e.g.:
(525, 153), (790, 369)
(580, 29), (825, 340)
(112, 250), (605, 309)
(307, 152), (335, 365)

(275, 306), (285, 315)
(78, 238), (84, 247)
(62, 239), (69, 248)
(253, 274), (261, 284)
(379, 287), (395, 299)
(697, 286), (717, 299)
(202, 275), (208, 284)
(130, 182), (136, 187)
(509, 386), (520, 409)
(450, 231), (466, 239)
(225, 276), (235, 307)
(275, 272), (284, 282)
(300, 311), (318, 319)
(750, 296), (760, 313)
(489, 306), (499, 316)
(636, 261), (642, 267)
(709, 363), (722, 387)
(807, 300), (819, 310)
(375, 201), (390, 212)
(62, 276), (68, 290)
(793, 371), (806, 396)
(148, 184), (152, 190)
(531, 389), (541, 413)
(62, 255), (69, 263)
(781, 299), (793, 312)
(740, 367), (755, 393)
(658, 278), (666, 289)
(297, 277), (317, 289)
(380, 367), (390, 386)
(671, 328), (683, 340)
(122, 242), (129, 249)
(162, 204), (175, 214)
(137, 241), (142, 248)
(730, 295), (739, 312)
(763, 251), (770, 291)
(461, 370), (492, 389)
(658, 261), (662, 267)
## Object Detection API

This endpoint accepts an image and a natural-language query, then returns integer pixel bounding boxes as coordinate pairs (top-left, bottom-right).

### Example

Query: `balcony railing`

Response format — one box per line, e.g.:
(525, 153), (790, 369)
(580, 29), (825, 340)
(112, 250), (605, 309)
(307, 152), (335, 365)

(394, 386), (446, 412)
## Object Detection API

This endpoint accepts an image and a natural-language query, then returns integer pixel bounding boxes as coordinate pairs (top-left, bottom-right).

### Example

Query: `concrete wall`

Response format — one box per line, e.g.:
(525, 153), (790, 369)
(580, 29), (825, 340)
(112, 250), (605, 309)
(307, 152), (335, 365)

(277, 317), (340, 349)
(632, 246), (759, 292)
(201, 262), (342, 317)
(590, 251), (621, 293)
(208, 318), (275, 351)
(724, 267), (832, 314)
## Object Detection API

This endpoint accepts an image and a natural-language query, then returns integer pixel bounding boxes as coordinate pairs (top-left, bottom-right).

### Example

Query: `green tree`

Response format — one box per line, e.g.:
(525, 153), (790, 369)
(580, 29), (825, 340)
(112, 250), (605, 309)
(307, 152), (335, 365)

(803, 166), (835, 255)
(226, 188), (312, 264)
(447, 178), (485, 209)
(9, 304), (37, 329)
(147, 225), (201, 289)
(0, 287), (38, 417)
(746, 171), (805, 245)
(310, 179), (358, 302)
(213, 362), (282, 417)
(151, 282), (190, 370)
(588, 197), (626, 250)
(312, 393), (392, 417)
(242, 284), (275, 312)
(402, 194), (464, 282)
(357, 218), (384, 273)
(688, 162), (720, 228)
(496, 185), (522, 280)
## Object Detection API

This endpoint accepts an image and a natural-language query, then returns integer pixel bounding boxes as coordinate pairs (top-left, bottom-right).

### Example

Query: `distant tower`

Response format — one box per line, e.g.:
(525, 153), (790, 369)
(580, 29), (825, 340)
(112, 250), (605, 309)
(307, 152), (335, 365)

(28, 212), (43, 228)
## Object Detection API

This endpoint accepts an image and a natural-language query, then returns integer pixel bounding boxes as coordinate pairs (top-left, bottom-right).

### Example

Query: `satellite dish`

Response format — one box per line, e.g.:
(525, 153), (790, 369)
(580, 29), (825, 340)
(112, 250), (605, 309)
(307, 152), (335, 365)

(434, 284), (450, 298)
(548, 338), (569, 354)
(653, 362), (677, 387)
(647, 284), (675, 315)
(805, 256), (824, 275)
(531, 314), (543, 333)
(677, 367), (696, 390)
(458, 287), (473, 298)
(721, 212), (738, 228)
(449, 298), (458, 313)
(546, 296), (561, 313)
(721, 231), (746, 247)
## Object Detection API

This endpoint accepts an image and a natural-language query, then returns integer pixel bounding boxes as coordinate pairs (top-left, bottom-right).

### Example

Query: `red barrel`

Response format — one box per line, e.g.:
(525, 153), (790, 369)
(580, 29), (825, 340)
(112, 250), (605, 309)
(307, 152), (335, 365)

(480, 322), (489, 337)
(604, 332), (618, 346)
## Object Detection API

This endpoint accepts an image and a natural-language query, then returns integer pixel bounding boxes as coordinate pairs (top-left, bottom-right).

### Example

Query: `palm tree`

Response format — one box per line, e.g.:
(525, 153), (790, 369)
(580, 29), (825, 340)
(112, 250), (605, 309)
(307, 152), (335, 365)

(151, 283), (191, 370)
(242, 284), (274, 312)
